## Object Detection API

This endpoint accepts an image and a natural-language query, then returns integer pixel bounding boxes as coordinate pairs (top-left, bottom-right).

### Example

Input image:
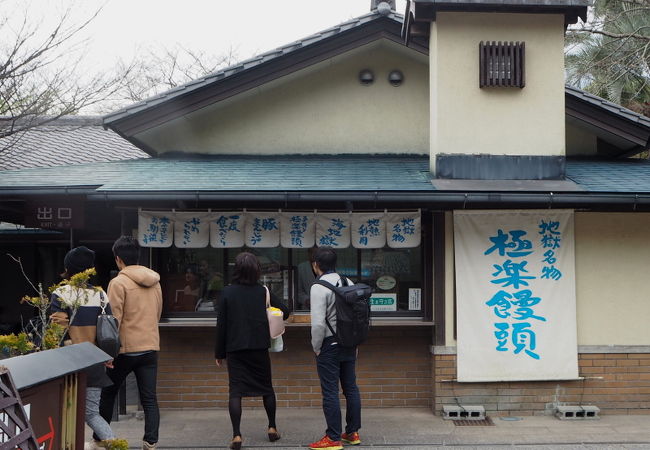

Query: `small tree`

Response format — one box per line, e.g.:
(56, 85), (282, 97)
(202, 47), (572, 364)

(5, 254), (98, 354)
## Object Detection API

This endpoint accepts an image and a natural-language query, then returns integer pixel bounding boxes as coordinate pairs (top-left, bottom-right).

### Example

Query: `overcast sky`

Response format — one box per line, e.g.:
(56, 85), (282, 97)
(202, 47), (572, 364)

(4, 0), (407, 71)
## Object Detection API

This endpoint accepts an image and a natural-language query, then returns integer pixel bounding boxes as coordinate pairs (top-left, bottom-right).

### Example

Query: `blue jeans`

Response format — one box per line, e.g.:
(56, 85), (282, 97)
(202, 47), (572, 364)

(98, 351), (160, 444)
(316, 336), (361, 441)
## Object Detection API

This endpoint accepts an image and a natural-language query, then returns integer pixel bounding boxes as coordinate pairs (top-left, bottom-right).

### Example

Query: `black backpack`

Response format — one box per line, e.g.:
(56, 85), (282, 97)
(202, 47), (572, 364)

(315, 275), (372, 348)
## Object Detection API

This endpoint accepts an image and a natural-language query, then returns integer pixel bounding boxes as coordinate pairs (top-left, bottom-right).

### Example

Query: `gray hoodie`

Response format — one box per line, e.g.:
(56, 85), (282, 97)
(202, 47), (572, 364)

(310, 272), (352, 353)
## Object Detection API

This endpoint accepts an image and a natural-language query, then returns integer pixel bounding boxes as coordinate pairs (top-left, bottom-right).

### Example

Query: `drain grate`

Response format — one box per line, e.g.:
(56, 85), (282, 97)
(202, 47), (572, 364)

(453, 417), (495, 426)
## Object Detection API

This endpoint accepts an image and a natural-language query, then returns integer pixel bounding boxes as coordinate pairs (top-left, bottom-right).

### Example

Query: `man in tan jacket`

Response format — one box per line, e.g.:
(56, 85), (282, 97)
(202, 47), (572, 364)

(97, 236), (163, 450)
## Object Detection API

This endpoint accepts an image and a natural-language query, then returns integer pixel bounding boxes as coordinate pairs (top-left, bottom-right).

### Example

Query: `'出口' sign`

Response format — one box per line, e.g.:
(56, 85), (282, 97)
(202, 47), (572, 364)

(454, 210), (578, 382)
(25, 198), (84, 229)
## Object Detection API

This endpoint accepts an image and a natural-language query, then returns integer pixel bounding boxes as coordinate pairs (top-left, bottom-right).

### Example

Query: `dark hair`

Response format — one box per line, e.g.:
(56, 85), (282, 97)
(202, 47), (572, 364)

(232, 252), (261, 285)
(112, 236), (140, 266)
(313, 247), (337, 273)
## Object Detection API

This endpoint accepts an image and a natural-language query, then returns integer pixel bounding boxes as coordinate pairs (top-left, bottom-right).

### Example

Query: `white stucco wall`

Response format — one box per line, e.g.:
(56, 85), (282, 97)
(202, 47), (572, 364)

(429, 13), (566, 172)
(442, 212), (650, 348)
(136, 40), (429, 155)
(574, 212), (650, 345)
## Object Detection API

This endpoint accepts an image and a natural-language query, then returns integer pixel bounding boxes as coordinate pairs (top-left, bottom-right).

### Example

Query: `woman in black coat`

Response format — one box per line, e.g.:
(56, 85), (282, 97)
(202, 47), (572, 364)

(215, 252), (291, 450)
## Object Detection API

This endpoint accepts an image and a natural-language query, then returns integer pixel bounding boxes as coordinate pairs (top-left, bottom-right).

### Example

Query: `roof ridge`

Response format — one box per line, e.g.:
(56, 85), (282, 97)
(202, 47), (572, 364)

(103, 10), (404, 124)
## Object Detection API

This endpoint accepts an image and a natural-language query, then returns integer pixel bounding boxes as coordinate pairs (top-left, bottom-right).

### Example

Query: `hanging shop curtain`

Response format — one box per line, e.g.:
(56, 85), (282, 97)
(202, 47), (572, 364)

(453, 209), (578, 382)
(210, 212), (246, 248)
(351, 212), (386, 249)
(280, 212), (316, 248)
(173, 212), (210, 248)
(138, 211), (174, 247)
(138, 210), (421, 249)
(386, 211), (421, 248)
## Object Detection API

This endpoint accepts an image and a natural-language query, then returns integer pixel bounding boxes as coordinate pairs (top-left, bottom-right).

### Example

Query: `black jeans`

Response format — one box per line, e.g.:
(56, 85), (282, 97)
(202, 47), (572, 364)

(316, 336), (361, 441)
(98, 351), (160, 444)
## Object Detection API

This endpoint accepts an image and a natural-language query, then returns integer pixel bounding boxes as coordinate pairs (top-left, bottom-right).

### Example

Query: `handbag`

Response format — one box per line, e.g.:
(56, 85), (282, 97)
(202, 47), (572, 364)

(265, 286), (285, 339)
(96, 292), (121, 358)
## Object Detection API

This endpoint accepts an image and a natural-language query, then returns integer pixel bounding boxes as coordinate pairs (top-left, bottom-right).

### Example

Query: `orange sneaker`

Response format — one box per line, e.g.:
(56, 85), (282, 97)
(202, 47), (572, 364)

(341, 432), (361, 445)
(308, 435), (343, 450)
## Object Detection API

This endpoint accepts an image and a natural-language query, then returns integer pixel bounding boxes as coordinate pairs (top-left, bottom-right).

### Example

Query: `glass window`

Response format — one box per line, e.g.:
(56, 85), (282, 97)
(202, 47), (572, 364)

(156, 246), (422, 317)
(292, 247), (422, 315)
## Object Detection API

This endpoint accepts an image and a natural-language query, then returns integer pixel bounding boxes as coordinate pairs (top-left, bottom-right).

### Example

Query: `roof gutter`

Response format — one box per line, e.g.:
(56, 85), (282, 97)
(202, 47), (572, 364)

(88, 190), (650, 208)
(2, 189), (650, 208)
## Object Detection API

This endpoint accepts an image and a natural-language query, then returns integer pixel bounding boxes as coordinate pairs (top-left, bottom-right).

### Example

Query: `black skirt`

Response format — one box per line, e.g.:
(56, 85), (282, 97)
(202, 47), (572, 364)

(226, 349), (274, 398)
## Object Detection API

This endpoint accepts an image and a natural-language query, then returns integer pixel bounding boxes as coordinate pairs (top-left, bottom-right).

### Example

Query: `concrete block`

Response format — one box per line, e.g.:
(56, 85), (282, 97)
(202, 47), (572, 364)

(443, 404), (486, 420)
(555, 405), (600, 420)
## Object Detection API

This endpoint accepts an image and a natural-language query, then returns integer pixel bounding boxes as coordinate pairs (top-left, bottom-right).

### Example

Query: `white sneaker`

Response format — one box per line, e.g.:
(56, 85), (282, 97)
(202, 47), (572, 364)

(142, 441), (157, 450)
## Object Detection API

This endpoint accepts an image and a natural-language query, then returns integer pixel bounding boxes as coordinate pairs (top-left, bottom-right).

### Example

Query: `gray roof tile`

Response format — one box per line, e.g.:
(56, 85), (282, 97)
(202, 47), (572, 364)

(2, 156), (650, 195)
(0, 155), (431, 191)
(0, 116), (149, 170)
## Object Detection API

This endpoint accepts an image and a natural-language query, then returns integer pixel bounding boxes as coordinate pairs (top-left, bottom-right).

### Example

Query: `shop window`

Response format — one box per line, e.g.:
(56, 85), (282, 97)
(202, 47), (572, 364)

(156, 246), (423, 317)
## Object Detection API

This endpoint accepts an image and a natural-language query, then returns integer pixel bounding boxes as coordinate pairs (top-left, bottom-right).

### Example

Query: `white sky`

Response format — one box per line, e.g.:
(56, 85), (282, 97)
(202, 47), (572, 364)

(4, 0), (407, 72)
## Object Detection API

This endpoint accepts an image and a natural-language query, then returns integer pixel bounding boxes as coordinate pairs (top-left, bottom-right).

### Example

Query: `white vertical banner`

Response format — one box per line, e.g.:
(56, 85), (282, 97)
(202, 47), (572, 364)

(351, 212), (386, 249)
(454, 209), (577, 382)
(138, 211), (173, 247)
(316, 213), (351, 248)
(245, 212), (280, 248)
(281, 213), (315, 248)
(210, 212), (246, 248)
(386, 211), (421, 248)
(174, 212), (210, 248)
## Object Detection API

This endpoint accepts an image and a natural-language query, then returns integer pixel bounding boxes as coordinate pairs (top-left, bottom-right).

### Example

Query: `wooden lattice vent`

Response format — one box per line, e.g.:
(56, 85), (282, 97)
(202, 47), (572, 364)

(0, 366), (39, 449)
(479, 41), (525, 88)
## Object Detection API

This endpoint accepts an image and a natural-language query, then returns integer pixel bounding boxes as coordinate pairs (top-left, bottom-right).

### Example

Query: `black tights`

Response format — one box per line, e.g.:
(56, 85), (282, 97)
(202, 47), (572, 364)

(229, 394), (277, 438)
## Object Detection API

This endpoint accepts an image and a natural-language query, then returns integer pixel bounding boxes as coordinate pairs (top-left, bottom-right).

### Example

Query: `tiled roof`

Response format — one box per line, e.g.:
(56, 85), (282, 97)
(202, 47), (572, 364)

(103, 10), (404, 125)
(565, 159), (650, 192)
(0, 155), (433, 192)
(565, 85), (650, 128)
(2, 155), (650, 195)
(0, 116), (149, 170)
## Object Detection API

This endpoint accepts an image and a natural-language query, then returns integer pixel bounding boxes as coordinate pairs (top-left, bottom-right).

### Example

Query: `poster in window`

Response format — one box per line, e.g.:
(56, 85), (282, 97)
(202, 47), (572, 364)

(316, 213), (351, 248)
(210, 212), (246, 248)
(351, 213), (386, 249)
(245, 212), (280, 248)
(280, 213), (315, 248)
(174, 212), (210, 248)
(138, 211), (173, 247)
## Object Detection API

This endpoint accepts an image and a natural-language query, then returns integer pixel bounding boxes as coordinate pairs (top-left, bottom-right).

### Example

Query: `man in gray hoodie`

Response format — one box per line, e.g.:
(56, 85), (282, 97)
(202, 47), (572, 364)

(308, 247), (361, 450)
(98, 236), (163, 450)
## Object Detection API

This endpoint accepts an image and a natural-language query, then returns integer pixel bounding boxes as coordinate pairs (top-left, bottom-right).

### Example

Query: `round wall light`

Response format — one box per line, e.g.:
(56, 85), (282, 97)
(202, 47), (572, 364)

(388, 70), (404, 86)
(358, 69), (374, 86)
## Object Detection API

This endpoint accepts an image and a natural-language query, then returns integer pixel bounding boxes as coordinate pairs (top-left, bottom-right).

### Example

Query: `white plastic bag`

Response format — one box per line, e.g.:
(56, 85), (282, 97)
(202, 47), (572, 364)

(269, 335), (284, 353)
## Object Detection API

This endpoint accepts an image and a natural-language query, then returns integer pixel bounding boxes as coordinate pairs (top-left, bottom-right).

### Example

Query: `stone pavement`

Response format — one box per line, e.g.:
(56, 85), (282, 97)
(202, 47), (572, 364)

(88, 408), (650, 449)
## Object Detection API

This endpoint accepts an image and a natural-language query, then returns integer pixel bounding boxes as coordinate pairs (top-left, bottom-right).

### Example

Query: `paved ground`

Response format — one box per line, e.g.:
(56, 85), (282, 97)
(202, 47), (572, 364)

(88, 408), (650, 449)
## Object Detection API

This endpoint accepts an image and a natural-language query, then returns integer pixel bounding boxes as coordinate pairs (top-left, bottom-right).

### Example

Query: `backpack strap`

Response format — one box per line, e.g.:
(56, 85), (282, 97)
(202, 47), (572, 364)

(314, 276), (344, 339)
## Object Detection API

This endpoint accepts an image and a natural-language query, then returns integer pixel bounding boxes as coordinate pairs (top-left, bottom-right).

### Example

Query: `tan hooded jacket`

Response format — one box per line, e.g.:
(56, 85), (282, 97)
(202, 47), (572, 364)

(108, 265), (163, 354)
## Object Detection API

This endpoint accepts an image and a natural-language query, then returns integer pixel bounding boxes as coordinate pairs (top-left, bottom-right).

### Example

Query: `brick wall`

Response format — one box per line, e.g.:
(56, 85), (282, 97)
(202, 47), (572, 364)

(158, 326), (432, 409)
(434, 352), (650, 416)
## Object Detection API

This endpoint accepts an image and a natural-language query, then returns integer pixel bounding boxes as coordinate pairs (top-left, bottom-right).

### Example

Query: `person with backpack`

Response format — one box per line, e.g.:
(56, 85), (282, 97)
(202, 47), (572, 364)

(307, 247), (366, 450)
